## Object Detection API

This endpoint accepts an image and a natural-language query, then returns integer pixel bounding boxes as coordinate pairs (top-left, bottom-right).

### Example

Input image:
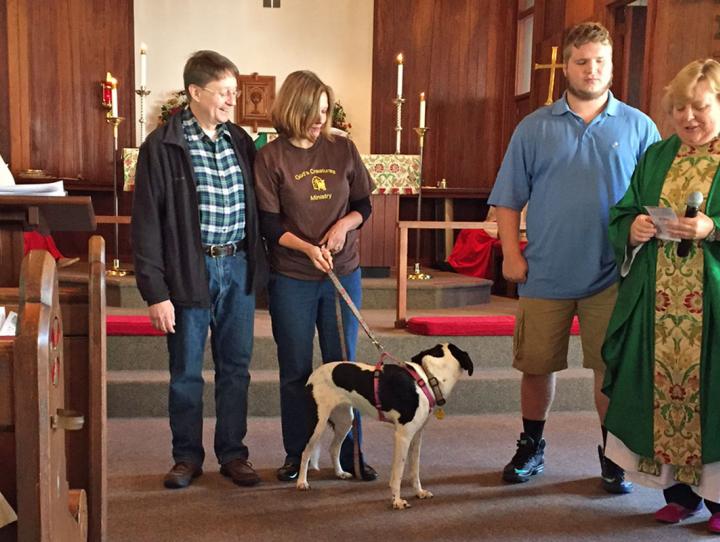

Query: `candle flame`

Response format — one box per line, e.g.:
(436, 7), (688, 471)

(106, 71), (112, 81)
(396, 53), (403, 64)
(140, 43), (147, 54)
(420, 92), (425, 100)
(111, 77), (118, 88)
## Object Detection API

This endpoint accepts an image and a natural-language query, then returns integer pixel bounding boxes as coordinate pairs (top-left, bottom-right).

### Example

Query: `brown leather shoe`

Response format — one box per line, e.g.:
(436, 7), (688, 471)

(163, 462), (202, 489)
(220, 458), (260, 487)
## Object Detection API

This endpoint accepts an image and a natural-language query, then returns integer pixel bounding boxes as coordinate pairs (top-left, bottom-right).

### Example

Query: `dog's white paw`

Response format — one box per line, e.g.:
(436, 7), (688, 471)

(392, 498), (411, 510)
(336, 470), (353, 480)
(416, 489), (433, 500)
(296, 481), (311, 491)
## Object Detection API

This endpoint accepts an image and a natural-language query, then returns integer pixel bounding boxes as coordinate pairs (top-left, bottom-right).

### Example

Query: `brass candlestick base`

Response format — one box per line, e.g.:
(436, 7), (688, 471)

(106, 259), (131, 277)
(408, 262), (431, 280)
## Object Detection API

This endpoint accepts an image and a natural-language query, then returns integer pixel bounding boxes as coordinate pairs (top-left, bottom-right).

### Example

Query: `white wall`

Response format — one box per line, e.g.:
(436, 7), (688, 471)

(133, 0), (374, 152)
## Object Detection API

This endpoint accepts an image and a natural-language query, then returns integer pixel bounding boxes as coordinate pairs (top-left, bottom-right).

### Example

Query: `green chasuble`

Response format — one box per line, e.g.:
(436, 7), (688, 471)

(602, 134), (720, 464)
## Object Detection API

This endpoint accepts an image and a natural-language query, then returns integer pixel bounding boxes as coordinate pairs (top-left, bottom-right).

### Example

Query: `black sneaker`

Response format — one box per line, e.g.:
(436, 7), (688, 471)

(598, 445), (633, 494)
(340, 458), (379, 481)
(502, 433), (545, 483)
(276, 462), (299, 482)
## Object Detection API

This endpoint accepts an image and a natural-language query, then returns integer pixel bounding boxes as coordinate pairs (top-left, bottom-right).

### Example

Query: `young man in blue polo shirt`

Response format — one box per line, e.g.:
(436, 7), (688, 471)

(488, 22), (660, 493)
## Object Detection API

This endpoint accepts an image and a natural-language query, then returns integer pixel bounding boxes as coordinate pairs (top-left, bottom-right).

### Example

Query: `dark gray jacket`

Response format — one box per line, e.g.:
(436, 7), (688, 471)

(131, 111), (267, 307)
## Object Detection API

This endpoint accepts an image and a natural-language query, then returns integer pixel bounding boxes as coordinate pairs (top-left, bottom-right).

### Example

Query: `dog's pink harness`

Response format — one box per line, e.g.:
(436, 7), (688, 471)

(373, 353), (437, 423)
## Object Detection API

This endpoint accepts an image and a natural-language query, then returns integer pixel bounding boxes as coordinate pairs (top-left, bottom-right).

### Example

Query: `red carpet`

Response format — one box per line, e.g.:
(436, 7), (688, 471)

(407, 315), (580, 336)
(106, 315), (165, 336)
(107, 314), (580, 338)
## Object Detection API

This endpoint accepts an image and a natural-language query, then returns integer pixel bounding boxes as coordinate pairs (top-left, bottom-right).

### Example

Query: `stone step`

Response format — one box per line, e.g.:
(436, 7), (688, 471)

(61, 266), (492, 310)
(108, 333), (583, 371)
(107, 368), (595, 418)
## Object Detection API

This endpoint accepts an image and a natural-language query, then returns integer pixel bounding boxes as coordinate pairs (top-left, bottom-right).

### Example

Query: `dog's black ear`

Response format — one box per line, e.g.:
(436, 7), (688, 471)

(448, 343), (474, 376)
(411, 344), (445, 365)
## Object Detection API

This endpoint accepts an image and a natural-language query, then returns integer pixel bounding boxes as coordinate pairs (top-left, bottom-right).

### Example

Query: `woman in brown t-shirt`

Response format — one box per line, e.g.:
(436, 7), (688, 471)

(254, 70), (376, 482)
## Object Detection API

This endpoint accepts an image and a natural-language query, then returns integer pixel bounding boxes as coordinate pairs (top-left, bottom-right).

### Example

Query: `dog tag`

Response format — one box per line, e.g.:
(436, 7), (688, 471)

(434, 407), (445, 420)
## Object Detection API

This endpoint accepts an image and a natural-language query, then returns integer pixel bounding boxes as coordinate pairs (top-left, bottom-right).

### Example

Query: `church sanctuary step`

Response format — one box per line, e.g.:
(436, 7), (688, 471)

(60, 264), (492, 310)
(107, 368), (594, 418)
(106, 301), (594, 418)
(108, 329), (584, 371)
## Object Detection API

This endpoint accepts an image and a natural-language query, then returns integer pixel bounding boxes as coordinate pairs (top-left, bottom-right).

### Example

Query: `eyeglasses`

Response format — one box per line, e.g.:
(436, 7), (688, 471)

(200, 87), (239, 100)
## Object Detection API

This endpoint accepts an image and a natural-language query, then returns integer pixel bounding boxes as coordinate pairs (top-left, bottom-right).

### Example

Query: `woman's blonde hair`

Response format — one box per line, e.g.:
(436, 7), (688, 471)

(272, 70), (335, 140)
(662, 59), (720, 114)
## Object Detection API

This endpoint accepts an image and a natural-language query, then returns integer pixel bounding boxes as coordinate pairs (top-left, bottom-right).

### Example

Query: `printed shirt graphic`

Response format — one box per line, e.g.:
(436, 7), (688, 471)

(254, 135), (374, 280)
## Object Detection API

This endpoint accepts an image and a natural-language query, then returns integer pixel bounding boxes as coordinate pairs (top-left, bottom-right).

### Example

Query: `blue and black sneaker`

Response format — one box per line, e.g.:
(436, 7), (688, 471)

(502, 433), (545, 483)
(598, 445), (633, 494)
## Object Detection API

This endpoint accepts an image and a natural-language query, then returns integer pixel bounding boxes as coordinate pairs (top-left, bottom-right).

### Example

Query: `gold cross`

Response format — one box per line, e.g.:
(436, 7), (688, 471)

(534, 46), (565, 106)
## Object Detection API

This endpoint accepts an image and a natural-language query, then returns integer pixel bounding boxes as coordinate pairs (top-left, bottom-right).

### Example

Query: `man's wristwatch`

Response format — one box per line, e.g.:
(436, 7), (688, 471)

(706, 224), (718, 243)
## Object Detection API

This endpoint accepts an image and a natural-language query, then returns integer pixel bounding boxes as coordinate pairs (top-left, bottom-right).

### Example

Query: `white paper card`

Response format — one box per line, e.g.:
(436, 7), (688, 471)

(645, 206), (680, 242)
(0, 311), (17, 336)
(0, 307), (5, 330)
(0, 180), (65, 196)
(0, 156), (14, 187)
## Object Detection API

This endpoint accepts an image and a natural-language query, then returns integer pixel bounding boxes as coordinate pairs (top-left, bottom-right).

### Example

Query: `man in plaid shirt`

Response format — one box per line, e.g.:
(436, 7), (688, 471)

(132, 50), (267, 490)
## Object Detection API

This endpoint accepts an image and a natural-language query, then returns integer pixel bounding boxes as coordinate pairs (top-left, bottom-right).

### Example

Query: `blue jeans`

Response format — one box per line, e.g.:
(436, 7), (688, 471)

(166, 251), (255, 466)
(268, 268), (364, 465)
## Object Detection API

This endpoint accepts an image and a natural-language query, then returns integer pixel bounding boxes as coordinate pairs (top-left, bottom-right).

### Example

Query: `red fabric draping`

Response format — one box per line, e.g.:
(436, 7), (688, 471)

(407, 315), (581, 336)
(23, 232), (64, 260)
(448, 229), (499, 279)
(107, 315), (165, 336)
(448, 229), (527, 280)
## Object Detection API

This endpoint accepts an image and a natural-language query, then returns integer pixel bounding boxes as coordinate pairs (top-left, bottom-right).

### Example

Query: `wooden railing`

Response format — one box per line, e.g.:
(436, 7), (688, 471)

(395, 220), (496, 328)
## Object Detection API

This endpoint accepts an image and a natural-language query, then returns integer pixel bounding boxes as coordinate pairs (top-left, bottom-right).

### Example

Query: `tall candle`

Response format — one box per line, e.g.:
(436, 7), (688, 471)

(102, 72), (112, 106)
(419, 92), (426, 128)
(140, 43), (147, 88)
(396, 53), (404, 98)
(111, 77), (118, 117)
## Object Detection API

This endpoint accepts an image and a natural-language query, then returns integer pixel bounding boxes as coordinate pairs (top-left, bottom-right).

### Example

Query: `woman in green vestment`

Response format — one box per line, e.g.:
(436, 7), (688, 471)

(602, 59), (720, 532)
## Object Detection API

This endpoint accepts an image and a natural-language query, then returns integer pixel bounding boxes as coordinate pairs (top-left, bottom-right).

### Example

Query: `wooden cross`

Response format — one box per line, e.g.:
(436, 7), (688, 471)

(534, 46), (565, 106)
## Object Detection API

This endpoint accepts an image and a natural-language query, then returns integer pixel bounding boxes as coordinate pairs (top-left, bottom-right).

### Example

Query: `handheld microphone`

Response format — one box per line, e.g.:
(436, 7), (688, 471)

(677, 191), (704, 257)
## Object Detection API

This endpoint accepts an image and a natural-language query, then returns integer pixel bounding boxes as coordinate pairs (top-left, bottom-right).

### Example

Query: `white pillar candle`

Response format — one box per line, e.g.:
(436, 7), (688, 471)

(140, 43), (147, 88)
(396, 53), (403, 98)
(419, 92), (426, 128)
(111, 78), (118, 117)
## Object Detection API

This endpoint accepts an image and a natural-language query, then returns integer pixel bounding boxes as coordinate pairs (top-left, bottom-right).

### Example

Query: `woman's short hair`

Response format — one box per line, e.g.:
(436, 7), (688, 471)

(562, 22), (612, 62)
(662, 59), (720, 114)
(272, 70), (335, 140)
(183, 50), (239, 95)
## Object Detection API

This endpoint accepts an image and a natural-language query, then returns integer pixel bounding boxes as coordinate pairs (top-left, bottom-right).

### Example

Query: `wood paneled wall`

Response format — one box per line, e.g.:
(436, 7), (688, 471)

(0, 2), (9, 161)
(4, 0), (135, 179)
(2, 0), (135, 259)
(371, 0), (515, 194)
(643, 0), (720, 137)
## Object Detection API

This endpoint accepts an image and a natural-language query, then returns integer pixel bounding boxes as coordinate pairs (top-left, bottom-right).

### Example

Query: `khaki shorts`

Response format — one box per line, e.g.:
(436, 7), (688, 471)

(512, 283), (618, 374)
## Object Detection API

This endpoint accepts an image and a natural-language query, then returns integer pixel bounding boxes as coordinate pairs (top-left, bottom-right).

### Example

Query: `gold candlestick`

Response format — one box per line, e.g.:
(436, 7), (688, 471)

(393, 96), (405, 154)
(135, 87), (152, 144)
(408, 126), (431, 281)
(105, 114), (131, 277)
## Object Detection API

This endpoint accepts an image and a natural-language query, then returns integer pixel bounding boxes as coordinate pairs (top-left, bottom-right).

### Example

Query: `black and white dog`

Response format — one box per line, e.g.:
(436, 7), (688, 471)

(296, 343), (474, 509)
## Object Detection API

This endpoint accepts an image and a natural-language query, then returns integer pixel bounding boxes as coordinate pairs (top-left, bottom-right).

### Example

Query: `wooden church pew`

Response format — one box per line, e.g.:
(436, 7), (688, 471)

(0, 236), (106, 541)
(0, 250), (87, 541)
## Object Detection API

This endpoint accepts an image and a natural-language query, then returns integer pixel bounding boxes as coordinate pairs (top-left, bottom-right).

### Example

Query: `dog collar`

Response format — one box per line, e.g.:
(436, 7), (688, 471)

(404, 364), (439, 410)
(422, 366), (446, 407)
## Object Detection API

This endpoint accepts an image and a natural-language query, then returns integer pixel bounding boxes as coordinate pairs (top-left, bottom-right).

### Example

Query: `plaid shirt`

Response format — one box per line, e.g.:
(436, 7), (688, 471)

(182, 108), (245, 246)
